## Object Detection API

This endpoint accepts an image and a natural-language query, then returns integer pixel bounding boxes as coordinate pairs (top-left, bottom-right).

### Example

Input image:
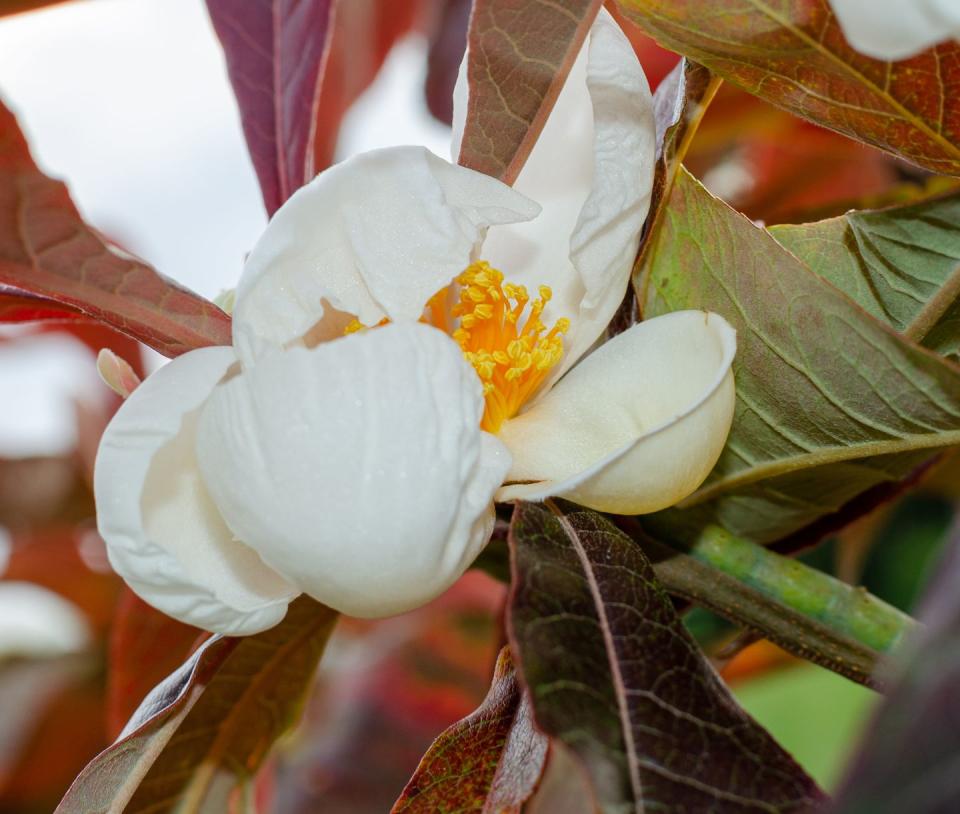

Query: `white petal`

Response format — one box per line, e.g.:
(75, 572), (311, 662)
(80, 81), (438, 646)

(195, 323), (512, 618)
(232, 146), (540, 366)
(94, 347), (298, 635)
(478, 9), (655, 382)
(830, 0), (960, 60)
(496, 311), (736, 515)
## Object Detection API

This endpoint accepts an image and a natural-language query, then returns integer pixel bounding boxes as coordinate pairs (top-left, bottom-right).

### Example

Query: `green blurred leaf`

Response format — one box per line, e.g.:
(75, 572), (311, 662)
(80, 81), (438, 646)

(392, 646), (547, 813)
(734, 664), (876, 792)
(56, 598), (337, 814)
(508, 500), (825, 812)
(773, 193), (960, 363)
(614, 0), (960, 177)
(639, 169), (960, 543)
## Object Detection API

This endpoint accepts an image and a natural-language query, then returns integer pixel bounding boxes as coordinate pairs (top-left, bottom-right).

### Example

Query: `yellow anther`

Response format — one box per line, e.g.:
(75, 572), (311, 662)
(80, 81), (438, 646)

(344, 318), (366, 335)
(430, 260), (568, 432)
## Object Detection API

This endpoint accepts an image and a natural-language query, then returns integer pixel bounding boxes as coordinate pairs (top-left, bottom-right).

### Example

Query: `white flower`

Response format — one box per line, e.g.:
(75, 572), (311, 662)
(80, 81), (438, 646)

(830, 0), (960, 60)
(94, 10), (736, 635)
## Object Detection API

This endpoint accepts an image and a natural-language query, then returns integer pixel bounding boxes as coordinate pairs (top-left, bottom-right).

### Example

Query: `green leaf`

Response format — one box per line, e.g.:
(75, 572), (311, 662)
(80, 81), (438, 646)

(614, 0), (960, 177)
(56, 598), (337, 813)
(830, 526), (960, 813)
(772, 193), (960, 363)
(392, 646), (547, 813)
(0, 101), (232, 357)
(639, 168), (960, 543)
(458, 0), (602, 183)
(508, 500), (825, 812)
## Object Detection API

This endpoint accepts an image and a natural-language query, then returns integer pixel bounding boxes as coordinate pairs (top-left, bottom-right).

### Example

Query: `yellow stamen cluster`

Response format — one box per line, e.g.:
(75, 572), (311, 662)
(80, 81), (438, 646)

(343, 260), (568, 433)
(451, 261), (568, 433)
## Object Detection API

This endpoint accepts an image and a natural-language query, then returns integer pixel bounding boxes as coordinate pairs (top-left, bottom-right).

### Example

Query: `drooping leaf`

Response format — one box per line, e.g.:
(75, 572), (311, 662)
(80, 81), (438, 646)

(0, 101), (232, 357)
(830, 524), (960, 813)
(638, 169), (960, 543)
(56, 598), (337, 814)
(508, 500), (825, 812)
(392, 646), (547, 813)
(105, 589), (206, 739)
(772, 192), (960, 362)
(206, 0), (336, 216)
(458, 0), (602, 183)
(615, 0), (960, 176)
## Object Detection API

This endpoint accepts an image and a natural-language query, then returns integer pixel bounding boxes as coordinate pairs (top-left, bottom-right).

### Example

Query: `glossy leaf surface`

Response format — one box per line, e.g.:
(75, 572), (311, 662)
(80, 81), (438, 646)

(508, 500), (824, 812)
(615, 0), (960, 176)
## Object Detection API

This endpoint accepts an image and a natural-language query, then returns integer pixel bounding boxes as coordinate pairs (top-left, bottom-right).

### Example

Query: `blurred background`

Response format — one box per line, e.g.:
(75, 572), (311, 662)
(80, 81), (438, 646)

(0, 1), (956, 811)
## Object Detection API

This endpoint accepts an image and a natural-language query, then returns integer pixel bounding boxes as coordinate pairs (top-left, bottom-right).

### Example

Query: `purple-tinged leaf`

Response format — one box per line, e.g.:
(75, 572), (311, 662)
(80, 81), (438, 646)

(392, 646), (547, 813)
(831, 522), (960, 813)
(56, 598), (337, 814)
(508, 500), (825, 812)
(206, 0), (335, 215)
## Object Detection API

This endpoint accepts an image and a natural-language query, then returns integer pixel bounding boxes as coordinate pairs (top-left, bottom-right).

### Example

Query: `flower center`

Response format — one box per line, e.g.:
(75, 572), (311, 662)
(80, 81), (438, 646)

(345, 260), (569, 433)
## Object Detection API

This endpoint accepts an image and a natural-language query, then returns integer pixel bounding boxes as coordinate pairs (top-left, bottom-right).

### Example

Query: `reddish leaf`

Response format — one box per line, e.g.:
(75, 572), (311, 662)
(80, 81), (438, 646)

(4, 527), (120, 638)
(0, 455), (92, 531)
(105, 589), (207, 739)
(206, 0), (336, 216)
(615, 0), (960, 176)
(458, 0), (603, 183)
(392, 646), (547, 813)
(0, 660), (108, 814)
(508, 500), (825, 811)
(310, 0), (422, 174)
(57, 598), (337, 813)
(0, 101), (232, 357)
(0, 285), (87, 323)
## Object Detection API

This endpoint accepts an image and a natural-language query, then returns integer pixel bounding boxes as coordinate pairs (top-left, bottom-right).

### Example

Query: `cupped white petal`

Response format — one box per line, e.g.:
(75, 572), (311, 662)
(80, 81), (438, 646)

(478, 9), (655, 382)
(830, 0), (959, 60)
(233, 146), (540, 366)
(94, 347), (299, 635)
(495, 311), (736, 514)
(196, 323), (512, 618)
